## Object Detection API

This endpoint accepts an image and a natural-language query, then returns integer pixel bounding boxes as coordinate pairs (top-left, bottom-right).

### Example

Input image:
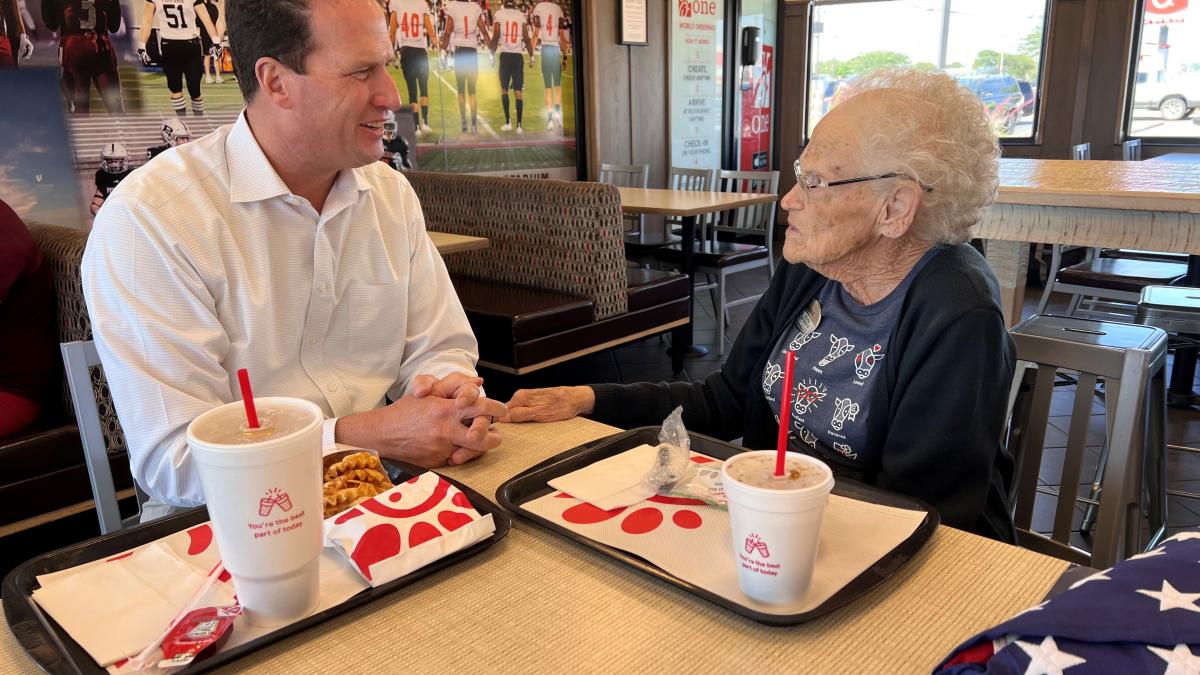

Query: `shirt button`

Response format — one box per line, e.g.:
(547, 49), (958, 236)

(320, 283), (330, 294)
(305, 337), (316, 347)
(329, 383), (339, 393)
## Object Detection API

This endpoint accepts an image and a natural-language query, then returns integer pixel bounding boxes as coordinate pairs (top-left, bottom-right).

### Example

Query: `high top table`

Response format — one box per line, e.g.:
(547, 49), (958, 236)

(618, 187), (779, 358)
(0, 418), (1069, 673)
(977, 158), (1200, 326)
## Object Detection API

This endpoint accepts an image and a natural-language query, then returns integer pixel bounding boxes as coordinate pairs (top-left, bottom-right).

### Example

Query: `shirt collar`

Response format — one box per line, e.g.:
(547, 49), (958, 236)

(227, 110), (373, 204)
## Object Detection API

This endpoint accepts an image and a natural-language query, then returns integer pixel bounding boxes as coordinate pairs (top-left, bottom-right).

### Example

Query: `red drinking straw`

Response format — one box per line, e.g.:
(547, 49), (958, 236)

(775, 351), (795, 476)
(237, 368), (260, 429)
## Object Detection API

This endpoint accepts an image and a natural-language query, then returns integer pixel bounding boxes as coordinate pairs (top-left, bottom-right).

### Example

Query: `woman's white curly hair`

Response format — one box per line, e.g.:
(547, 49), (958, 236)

(840, 68), (1000, 245)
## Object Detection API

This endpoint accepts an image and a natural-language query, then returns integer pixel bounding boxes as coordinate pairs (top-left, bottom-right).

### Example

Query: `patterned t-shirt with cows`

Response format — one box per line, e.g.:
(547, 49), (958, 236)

(761, 246), (938, 471)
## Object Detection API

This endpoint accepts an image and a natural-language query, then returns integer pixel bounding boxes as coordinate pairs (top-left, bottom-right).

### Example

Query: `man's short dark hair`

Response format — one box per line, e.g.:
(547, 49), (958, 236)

(227, 0), (315, 101)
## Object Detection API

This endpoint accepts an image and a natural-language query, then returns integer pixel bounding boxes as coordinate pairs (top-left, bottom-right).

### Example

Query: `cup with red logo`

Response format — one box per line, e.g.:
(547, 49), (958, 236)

(187, 397), (324, 627)
(720, 450), (834, 605)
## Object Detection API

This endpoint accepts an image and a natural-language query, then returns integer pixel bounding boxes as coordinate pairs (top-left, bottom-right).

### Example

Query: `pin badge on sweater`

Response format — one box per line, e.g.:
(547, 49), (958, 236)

(788, 298), (823, 352)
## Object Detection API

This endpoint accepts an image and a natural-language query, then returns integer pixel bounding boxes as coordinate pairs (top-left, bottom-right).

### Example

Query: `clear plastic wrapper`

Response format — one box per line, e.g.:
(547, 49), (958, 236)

(640, 406), (691, 493)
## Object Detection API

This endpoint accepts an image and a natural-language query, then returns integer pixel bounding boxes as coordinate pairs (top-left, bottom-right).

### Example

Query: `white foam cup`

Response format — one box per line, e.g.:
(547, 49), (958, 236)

(720, 450), (834, 605)
(186, 397), (324, 627)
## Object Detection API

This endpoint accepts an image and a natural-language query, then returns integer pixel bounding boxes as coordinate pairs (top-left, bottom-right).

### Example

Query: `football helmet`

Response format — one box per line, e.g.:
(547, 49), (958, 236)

(382, 110), (398, 142)
(100, 142), (130, 173)
(161, 118), (192, 146)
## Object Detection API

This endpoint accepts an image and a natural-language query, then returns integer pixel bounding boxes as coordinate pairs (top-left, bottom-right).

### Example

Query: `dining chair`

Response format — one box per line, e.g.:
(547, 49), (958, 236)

(1122, 139), (1142, 162)
(598, 162), (649, 236)
(1006, 314), (1168, 568)
(624, 166), (716, 264)
(1036, 143), (1186, 320)
(655, 170), (778, 354)
(61, 339), (144, 534)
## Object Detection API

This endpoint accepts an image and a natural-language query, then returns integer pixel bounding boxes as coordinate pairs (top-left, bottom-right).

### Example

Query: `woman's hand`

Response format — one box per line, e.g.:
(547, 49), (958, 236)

(502, 386), (595, 423)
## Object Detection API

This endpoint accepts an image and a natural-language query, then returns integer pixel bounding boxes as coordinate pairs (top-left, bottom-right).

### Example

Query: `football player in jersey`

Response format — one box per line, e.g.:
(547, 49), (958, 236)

(439, 0), (485, 134)
(474, 0), (490, 66)
(40, 0), (125, 113)
(0, 0), (34, 68)
(200, 0), (224, 83)
(491, 0), (531, 134)
(138, 0), (220, 117)
(380, 110), (412, 171)
(388, 0), (435, 135)
(146, 117), (192, 159)
(531, 0), (568, 130)
(91, 142), (132, 215)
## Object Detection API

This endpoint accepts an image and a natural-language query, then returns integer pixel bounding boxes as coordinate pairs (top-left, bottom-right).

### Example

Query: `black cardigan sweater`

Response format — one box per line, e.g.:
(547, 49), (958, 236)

(590, 244), (1017, 542)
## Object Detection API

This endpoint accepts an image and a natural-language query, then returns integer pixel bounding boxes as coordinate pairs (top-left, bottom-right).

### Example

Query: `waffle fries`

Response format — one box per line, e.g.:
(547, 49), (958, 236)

(323, 451), (394, 518)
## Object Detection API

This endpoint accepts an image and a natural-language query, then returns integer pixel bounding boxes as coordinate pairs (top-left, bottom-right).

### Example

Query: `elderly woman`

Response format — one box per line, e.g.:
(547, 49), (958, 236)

(505, 69), (1016, 542)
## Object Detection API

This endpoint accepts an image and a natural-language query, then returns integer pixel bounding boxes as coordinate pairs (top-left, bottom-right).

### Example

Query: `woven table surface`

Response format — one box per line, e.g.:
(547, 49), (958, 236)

(0, 418), (1068, 674)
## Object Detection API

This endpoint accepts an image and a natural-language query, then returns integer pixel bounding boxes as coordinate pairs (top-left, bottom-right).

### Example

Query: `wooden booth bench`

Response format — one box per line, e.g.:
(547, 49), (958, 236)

(405, 172), (691, 378)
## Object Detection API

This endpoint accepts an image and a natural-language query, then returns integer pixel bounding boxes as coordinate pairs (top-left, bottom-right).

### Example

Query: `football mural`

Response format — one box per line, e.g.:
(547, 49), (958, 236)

(0, 0), (580, 229)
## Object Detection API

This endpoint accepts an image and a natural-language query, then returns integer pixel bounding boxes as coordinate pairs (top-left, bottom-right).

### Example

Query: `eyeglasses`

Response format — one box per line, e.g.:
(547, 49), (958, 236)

(793, 159), (933, 195)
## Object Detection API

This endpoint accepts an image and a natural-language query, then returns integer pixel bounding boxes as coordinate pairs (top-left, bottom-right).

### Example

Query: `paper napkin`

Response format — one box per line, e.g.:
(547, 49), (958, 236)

(31, 542), (235, 667)
(324, 472), (495, 587)
(547, 443), (661, 510)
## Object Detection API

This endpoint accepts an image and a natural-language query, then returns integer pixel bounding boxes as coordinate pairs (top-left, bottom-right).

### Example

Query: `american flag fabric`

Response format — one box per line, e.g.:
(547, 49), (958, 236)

(935, 531), (1200, 674)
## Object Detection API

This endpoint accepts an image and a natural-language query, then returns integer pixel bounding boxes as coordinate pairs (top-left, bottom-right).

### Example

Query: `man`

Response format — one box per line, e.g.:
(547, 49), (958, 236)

(41, 0), (124, 112)
(0, 0), (33, 67)
(491, 0), (531, 134)
(439, 0), (485, 134)
(90, 141), (132, 216)
(530, 0), (566, 130)
(146, 117), (192, 159)
(138, 0), (221, 116)
(83, 0), (505, 517)
(387, 0), (434, 134)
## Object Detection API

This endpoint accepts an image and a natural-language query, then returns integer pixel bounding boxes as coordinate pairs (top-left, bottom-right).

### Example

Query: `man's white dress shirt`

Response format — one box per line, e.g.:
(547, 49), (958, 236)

(83, 111), (478, 510)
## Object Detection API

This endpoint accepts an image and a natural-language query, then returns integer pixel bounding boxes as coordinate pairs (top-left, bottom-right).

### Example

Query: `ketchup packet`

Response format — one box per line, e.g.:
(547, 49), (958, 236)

(157, 604), (241, 668)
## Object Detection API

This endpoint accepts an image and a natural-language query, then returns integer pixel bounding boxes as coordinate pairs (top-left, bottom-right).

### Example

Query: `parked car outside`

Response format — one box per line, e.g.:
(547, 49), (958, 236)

(958, 75), (1025, 134)
(1133, 72), (1200, 121)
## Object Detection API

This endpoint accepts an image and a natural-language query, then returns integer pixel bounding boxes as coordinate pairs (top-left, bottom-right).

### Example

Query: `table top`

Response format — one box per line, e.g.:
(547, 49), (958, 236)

(1147, 152), (1200, 164)
(429, 231), (489, 254)
(0, 418), (1069, 674)
(618, 187), (779, 216)
(996, 158), (1200, 213)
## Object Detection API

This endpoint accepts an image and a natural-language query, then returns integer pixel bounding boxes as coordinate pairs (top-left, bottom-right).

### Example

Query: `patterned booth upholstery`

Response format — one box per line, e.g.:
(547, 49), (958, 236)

(0, 224), (134, 531)
(405, 172), (691, 375)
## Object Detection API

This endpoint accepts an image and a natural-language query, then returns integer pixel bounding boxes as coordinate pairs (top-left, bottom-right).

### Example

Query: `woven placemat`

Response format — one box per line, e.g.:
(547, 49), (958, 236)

(0, 419), (1068, 674)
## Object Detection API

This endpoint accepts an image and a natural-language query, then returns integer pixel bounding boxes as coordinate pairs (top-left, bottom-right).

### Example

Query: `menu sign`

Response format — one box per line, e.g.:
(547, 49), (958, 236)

(669, 0), (724, 172)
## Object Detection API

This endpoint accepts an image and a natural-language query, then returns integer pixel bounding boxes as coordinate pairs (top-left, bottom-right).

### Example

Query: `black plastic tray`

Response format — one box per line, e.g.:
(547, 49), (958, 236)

(497, 427), (939, 626)
(3, 459), (511, 674)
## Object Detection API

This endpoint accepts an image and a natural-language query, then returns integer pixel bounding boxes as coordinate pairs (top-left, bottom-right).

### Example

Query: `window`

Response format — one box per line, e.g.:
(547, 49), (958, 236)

(807, 0), (1049, 141)
(1125, 0), (1200, 141)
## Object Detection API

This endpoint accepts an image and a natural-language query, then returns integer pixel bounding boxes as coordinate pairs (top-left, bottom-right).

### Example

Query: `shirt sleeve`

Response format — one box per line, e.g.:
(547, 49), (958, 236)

(82, 195), (233, 507)
(386, 181), (479, 401)
(876, 307), (1016, 536)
